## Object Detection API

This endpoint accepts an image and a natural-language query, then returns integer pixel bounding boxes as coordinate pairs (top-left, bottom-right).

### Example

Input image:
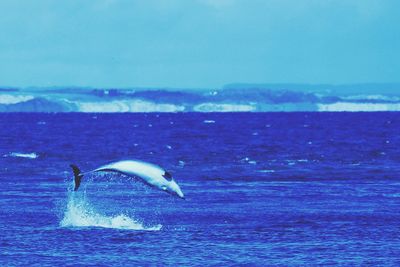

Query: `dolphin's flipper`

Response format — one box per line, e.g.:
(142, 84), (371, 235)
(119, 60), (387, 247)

(70, 164), (83, 191)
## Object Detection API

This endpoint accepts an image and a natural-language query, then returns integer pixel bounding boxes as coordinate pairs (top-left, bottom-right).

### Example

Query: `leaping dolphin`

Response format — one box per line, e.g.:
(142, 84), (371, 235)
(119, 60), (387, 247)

(70, 160), (185, 199)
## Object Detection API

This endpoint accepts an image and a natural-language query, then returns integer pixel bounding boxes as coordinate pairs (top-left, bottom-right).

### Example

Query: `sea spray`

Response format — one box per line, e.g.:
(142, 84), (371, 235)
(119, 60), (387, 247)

(60, 192), (162, 231)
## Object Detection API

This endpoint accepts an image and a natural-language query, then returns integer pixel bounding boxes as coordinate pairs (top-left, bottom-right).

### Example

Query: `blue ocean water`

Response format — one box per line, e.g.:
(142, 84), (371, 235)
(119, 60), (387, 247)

(1, 113), (400, 266)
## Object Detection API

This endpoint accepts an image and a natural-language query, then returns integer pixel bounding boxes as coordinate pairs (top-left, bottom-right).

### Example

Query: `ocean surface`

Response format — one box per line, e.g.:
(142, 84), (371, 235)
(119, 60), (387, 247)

(1, 112), (400, 266)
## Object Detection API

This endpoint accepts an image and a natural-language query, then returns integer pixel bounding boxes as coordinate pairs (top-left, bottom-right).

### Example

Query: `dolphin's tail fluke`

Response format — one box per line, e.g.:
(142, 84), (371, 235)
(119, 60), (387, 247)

(70, 164), (83, 191)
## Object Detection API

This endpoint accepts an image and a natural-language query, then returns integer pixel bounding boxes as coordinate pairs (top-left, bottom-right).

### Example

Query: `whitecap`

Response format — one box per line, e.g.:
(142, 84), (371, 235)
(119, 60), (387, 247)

(178, 160), (185, 167)
(297, 159), (309, 163)
(286, 159), (308, 165)
(258, 170), (275, 173)
(203, 120), (215, 124)
(241, 157), (256, 165)
(5, 152), (38, 159)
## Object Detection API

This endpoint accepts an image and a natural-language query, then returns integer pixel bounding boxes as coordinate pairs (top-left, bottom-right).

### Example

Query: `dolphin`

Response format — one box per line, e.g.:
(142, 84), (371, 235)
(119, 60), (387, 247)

(70, 160), (185, 199)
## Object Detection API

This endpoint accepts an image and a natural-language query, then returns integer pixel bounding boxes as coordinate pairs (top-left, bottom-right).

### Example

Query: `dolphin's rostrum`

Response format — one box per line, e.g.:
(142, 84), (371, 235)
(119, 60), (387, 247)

(70, 160), (185, 199)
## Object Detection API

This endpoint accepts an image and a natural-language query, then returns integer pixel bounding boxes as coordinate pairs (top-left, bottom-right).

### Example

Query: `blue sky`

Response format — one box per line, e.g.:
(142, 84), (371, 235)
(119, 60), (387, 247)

(0, 0), (399, 88)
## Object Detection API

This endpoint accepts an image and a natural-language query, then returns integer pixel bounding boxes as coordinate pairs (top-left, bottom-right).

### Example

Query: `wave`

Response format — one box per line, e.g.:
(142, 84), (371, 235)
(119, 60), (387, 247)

(60, 194), (162, 231)
(4, 152), (39, 159)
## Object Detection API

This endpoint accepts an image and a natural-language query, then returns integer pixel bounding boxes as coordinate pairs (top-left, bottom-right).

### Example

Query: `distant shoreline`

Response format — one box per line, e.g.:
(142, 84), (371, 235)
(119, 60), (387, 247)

(1, 84), (400, 112)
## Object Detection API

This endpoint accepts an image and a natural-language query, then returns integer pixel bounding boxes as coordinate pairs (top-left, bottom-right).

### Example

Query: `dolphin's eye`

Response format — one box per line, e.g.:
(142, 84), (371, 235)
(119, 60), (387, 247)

(163, 171), (172, 181)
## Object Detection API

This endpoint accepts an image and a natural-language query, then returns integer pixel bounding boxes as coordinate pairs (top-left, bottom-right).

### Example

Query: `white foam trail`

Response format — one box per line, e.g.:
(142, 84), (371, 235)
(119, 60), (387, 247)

(60, 195), (162, 231)
(0, 94), (34, 104)
(5, 152), (38, 159)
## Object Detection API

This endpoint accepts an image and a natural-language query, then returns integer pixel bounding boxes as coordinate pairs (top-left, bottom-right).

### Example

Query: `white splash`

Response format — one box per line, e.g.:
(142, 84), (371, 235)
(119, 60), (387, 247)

(60, 196), (162, 231)
(5, 152), (38, 159)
